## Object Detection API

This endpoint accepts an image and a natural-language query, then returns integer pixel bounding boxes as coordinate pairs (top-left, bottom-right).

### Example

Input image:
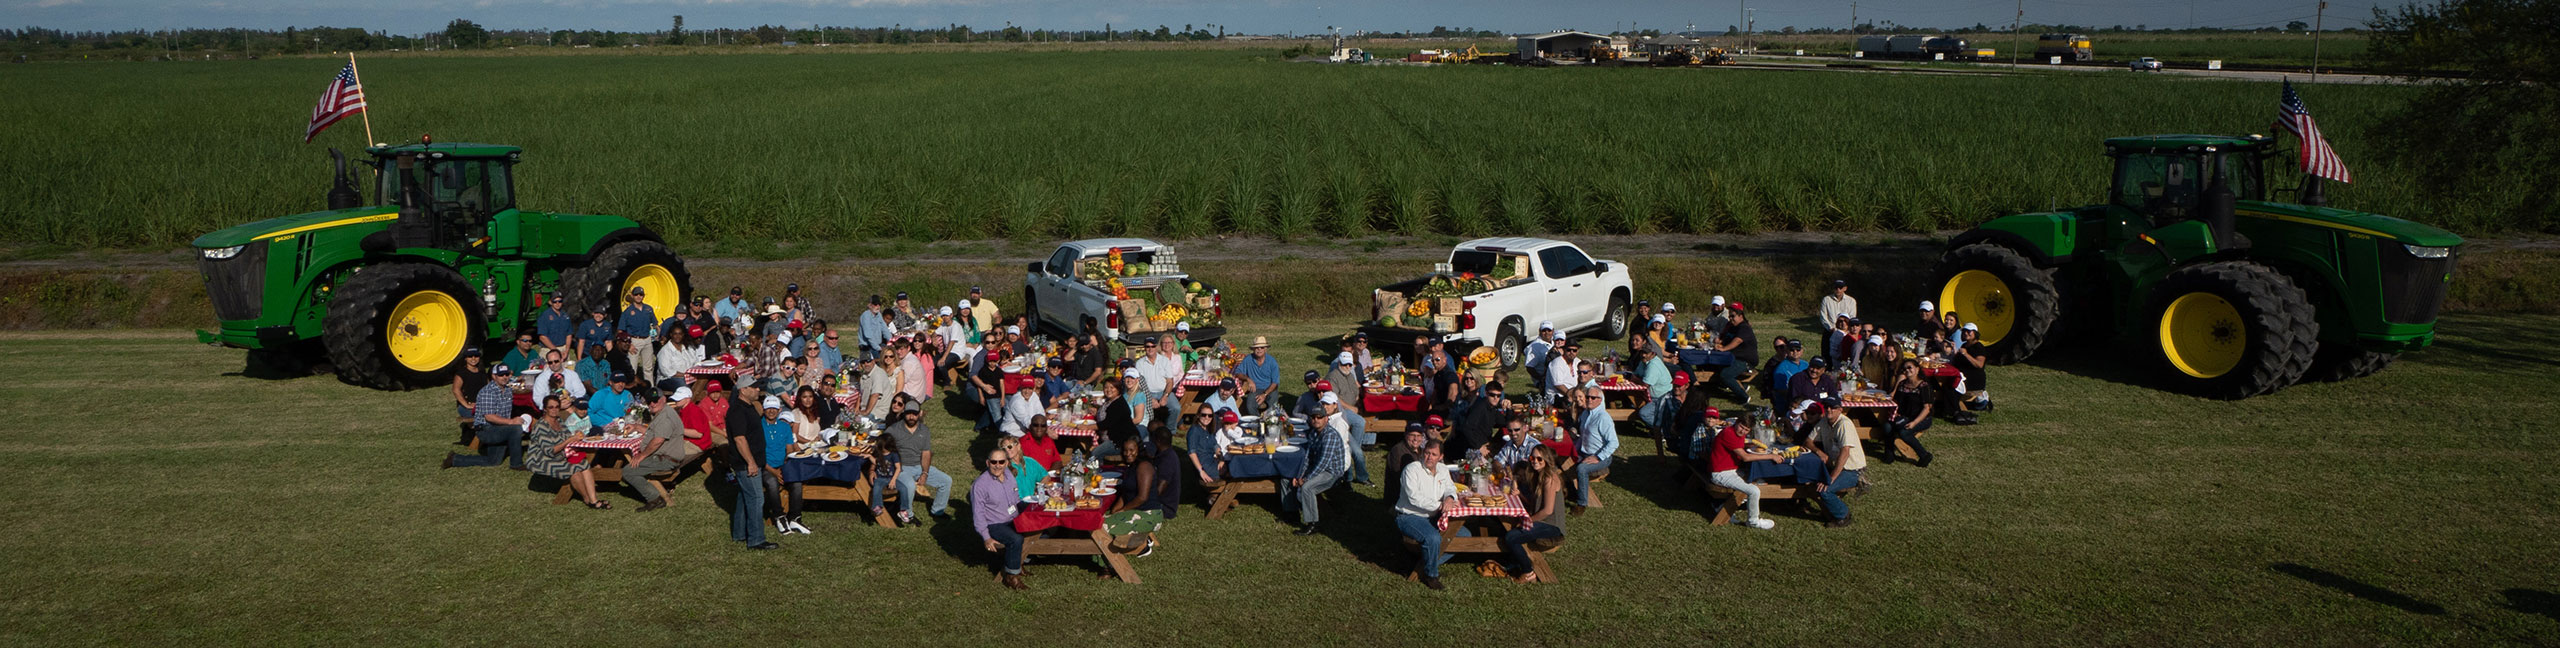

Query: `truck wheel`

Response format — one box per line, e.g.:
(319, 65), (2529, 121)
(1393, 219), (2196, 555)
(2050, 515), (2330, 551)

(1023, 286), (1043, 336)
(324, 263), (488, 390)
(566, 240), (691, 327)
(2145, 261), (2319, 399)
(2304, 343), (2396, 382)
(1494, 319), (1528, 371)
(1932, 243), (2059, 365)
(1597, 294), (1631, 340)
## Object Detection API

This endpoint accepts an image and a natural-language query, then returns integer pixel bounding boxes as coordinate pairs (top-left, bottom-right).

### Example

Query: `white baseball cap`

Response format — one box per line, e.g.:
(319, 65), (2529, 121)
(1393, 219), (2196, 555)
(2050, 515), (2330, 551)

(1538, 320), (1554, 331)
(1920, 300), (1936, 311)
(1176, 322), (1191, 332)
(939, 306), (954, 316)
(956, 299), (972, 310)
(1650, 314), (1666, 324)
(670, 386), (694, 402)
(1868, 335), (1886, 345)
(1792, 399), (1816, 415)
(1711, 295), (1726, 306)
(1661, 302), (1677, 312)
(762, 396), (783, 410)
(1962, 322), (1979, 332)
(1005, 325), (1021, 335)
(1319, 391), (1340, 405)
(1335, 351), (1354, 365)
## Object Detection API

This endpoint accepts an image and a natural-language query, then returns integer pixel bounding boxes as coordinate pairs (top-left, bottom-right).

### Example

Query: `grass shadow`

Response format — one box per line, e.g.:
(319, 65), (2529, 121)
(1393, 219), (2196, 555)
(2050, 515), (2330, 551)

(2270, 563), (2446, 615)
(2503, 588), (2560, 624)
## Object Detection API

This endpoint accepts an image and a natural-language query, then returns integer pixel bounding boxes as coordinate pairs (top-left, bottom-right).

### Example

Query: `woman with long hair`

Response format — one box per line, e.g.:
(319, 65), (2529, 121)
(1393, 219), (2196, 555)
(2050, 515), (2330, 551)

(1491, 445), (1565, 583)
(992, 436), (1049, 499)
(1882, 359), (1937, 467)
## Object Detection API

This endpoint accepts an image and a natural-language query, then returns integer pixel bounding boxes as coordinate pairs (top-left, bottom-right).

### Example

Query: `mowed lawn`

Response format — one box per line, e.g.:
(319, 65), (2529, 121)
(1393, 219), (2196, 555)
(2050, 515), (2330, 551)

(5, 314), (2558, 645)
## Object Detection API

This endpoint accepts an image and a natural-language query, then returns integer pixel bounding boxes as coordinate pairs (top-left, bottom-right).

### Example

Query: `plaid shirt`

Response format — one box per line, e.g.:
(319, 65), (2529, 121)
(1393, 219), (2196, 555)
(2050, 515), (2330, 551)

(473, 381), (514, 425)
(749, 343), (786, 387)
(1299, 414), (1349, 479)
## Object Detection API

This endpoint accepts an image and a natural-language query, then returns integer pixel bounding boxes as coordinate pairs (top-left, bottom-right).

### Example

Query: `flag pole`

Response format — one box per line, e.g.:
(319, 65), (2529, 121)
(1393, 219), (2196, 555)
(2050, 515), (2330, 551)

(348, 52), (376, 146)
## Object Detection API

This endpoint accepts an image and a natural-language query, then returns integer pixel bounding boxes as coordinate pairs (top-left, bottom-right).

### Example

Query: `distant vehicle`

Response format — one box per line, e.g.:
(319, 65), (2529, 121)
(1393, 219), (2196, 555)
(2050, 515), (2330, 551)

(1359, 238), (1633, 370)
(1856, 35), (1989, 61)
(1023, 238), (1225, 345)
(2037, 33), (2094, 61)
(2130, 57), (2164, 71)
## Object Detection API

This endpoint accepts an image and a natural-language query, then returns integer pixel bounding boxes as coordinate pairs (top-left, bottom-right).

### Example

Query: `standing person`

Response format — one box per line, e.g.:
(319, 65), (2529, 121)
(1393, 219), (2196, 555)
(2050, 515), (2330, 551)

(444, 364), (526, 470)
(1525, 321), (1558, 395)
(623, 383), (698, 512)
(618, 286), (659, 384)
(756, 395), (799, 535)
(1568, 384), (1619, 514)
(1286, 392), (1352, 536)
(967, 285), (1000, 332)
(724, 381), (779, 550)
(537, 292), (575, 356)
(883, 404), (954, 525)
(1709, 305), (1758, 406)
(1804, 401), (1865, 528)
(858, 295), (890, 361)
(1393, 442), (1461, 590)
(971, 446), (1030, 590)
(1819, 279), (1859, 329)
(1952, 323), (1993, 412)
(526, 396), (608, 509)
(1493, 445), (1566, 582)
(1703, 408), (1785, 529)
(1238, 337), (1280, 416)
(575, 307), (614, 358)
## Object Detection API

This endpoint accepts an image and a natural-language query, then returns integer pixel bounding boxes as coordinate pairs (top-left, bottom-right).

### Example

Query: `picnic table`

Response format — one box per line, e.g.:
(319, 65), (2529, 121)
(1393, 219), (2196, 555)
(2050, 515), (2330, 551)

(781, 448), (894, 527)
(1205, 443), (1308, 520)
(1593, 378), (1647, 424)
(1362, 388), (1424, 416)
(1840, 390), (1924, 458)
(1011, 486), (1140, 583)
(556, 433), (649, 505)
(1691, 446), (1828, 525)
(1422, 484), (1561, 584)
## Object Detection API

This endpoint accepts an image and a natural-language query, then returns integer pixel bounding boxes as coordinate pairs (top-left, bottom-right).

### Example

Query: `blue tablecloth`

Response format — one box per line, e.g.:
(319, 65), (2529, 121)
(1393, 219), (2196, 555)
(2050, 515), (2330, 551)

(1223, 449), (1308, 480)
(1679, 348), (1734, 369)
(782, 455), (872, 483)
(1743, 453), (1826, 484)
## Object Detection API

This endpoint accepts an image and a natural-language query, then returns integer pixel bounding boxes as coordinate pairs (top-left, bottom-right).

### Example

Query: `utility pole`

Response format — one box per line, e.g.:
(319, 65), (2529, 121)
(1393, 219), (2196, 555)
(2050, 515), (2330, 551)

(2008, 0), (2024, 67)
(2310, 1), (2327, 82)
(1852, 2), (1858, 32)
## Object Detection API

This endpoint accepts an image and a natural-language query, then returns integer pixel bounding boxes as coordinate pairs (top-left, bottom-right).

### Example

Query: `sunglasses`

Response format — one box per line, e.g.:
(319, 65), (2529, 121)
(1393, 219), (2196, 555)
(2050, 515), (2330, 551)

(986, 458), (1007, 466)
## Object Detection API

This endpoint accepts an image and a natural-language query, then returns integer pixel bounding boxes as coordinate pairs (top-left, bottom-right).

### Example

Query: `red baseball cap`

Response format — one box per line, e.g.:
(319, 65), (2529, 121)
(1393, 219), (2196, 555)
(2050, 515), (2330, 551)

(1703, 406), (1723, 419)
(1220, 411), (1240, 424)
(1314, 380), (1333, 392)
(686, 326), (705, 338)
(786, 320), (805, 330)
(1727, 302), (1746, 314)
(1424, 415), (1446, 427)
(707, 382), (725, 392)
(1673, 371), (1693, 388)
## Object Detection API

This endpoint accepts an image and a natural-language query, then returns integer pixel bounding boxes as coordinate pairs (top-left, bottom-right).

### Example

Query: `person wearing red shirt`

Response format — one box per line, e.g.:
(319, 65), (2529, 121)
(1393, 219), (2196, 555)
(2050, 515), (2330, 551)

(1700, 408), (1786, 530)
(1020, 414), (1063, 469)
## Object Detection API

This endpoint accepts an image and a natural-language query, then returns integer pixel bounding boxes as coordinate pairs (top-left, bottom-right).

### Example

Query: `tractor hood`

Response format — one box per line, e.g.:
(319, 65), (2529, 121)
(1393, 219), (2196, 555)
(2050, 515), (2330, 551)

(190, 205), (397, 249)
(2235, 201), (2464, 248)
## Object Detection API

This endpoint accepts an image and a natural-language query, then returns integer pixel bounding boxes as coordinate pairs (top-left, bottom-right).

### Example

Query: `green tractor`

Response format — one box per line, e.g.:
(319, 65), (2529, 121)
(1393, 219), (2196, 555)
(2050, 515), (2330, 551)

(191, 141), (692, 390)
(1930, 134), (2460, 399)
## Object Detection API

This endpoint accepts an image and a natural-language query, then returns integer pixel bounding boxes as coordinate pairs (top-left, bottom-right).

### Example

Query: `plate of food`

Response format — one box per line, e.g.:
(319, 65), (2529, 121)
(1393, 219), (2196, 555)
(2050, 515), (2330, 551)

(1021, 495), (1043, 503)
(1287, 436), (1309, 445)
(1089, 487), (1117, 496)
(1275, 445), (1301, 453)
(1100, 478), (1120, 487)
(823, 451), (850, 462)
(787, 448), (817, 459)
(1235, 436), (1261, 446)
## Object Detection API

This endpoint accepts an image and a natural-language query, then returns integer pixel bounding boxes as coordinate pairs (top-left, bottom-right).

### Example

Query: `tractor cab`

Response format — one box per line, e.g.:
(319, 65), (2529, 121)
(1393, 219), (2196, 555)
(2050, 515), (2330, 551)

(365, 141), (522, 253)
(2105, 134), (2270, 253)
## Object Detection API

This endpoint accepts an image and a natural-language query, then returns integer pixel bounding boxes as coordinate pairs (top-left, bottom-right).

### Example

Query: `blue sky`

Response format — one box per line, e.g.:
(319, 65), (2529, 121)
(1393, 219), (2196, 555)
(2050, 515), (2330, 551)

(5, 0), (2377, 36)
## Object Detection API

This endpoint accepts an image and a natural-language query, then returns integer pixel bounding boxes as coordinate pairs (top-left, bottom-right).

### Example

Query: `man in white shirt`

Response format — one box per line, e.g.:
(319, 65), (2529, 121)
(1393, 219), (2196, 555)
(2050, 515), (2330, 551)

(1545, 341), (1582, 402)
(1806, 400), (1866, 528)
(998, 382), (1045, 437)
(1135, 336), (1181, 407)
(856, 354), (898, 422)
(1524, 321), (1557, 394)
(1392, 443), (1463, 590)
(530, 352), (588, 409)
(1819, 279), (1859, 328)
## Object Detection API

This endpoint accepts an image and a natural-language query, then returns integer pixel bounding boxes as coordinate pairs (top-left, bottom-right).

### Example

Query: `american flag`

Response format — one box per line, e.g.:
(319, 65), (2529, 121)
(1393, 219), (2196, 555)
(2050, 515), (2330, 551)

(303, 62), (367, 143)
(2278, 80), (2351, 183)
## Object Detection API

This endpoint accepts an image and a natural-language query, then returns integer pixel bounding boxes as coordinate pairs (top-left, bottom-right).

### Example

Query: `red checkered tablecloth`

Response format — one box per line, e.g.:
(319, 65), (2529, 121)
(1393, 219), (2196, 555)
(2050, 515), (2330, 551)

(1047, 413), (1100, 439)
(1593, 379), (1645, 392)
(567, 436), (648, 452)
(1443, 490), (1529, 520)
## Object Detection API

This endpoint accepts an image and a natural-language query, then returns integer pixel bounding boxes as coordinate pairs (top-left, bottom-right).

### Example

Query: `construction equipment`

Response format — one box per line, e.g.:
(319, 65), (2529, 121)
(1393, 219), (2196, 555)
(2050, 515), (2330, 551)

(2036, 33), (2094, 61)
(191, 139), (691, 389)
(1928, 134), (2460, 399)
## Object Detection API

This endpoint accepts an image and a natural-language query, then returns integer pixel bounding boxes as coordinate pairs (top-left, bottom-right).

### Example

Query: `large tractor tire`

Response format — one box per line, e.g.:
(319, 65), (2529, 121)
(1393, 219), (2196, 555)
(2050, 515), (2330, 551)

(1931, 243), (2060, 365)
(325, 263), (488, 390)
(566, 239), (692, 327)
(2305, 343), (2397, 382)
(2144, 261), (2319, 399)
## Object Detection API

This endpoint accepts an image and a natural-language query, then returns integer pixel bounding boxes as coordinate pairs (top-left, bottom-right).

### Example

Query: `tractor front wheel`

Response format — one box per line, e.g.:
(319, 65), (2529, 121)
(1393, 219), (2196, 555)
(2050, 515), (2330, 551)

(566, 239), (692, 326)
(1930, 243), (2059, 365)
(2145, 261), (2319, 399)
(324, 263), (488, 390)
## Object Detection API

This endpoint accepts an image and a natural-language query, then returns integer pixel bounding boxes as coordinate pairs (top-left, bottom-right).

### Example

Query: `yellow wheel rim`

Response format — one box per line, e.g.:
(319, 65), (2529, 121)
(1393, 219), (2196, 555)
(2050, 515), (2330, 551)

(1939, 270), (2015, 346)
(386, 290), (468, 372)
(2159, 292), (2246, 379)
(622, 263), (679, 325)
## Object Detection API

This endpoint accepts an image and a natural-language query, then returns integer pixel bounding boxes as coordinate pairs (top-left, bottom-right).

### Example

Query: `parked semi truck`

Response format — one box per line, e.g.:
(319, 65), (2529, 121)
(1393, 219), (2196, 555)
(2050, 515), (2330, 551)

(2037, 33), (2094, 61)
(1855, 35), (1993, 60)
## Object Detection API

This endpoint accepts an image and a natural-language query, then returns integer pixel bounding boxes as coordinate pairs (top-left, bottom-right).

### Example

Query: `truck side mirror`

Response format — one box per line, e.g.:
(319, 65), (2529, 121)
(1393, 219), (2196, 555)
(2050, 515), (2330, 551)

(1027, 261), (1045, 274)
(1595, 261), (1611, 274)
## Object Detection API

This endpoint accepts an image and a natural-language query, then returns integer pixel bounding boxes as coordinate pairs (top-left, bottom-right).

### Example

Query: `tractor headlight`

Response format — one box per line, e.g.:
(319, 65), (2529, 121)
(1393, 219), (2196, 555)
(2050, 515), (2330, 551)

(201, 245), (246, 260)
(2403, 244), (2452, 259)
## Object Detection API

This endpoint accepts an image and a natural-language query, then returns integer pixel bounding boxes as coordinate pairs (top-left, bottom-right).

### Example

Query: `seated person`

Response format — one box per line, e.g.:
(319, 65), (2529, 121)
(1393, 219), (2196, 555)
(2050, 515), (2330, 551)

(994, 437), (1050, 499)
(1020, 414), (1063, 469)
(1702, 407), (1784, 529)
(1490, 445), (1566, 583)
(1382, 422), (1430, 498)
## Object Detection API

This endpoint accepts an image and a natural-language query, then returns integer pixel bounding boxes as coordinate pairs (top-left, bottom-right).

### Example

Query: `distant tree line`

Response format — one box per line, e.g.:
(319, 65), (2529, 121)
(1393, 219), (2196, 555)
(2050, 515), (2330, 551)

(0, 18), (1304, 60)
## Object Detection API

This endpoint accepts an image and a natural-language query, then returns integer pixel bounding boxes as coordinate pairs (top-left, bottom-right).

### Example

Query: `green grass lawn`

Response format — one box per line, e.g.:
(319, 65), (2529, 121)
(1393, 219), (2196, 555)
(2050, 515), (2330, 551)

(6, 314), (2558, 644)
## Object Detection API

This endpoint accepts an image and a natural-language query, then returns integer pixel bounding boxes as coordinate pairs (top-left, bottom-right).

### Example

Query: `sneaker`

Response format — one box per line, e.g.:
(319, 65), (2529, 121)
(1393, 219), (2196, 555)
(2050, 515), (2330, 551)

(897, 511), (917, 527)
(1134, 538), (1157, 559)
(747, 541), (781, 550)
(1420, 575), (1446, 591)
(787, 518), (813, 535)
(1292, 523), (1320, 536)
(1746, 517), (1777, 530)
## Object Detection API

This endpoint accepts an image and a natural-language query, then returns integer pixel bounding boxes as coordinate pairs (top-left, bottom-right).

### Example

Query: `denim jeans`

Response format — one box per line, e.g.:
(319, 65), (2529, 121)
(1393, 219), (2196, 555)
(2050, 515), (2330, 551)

(1708, 469), (1762, 520)
(450, 424), (523, 468)
(895, 464), (953, 515)
(1394, 513), (1463, 579)
(1245, 388), (1275, 417)
(730, 468), (767, 544)
(868, 468), (898, 511)
(985, 522), (1026, 574)
(1818, 469), (1861, 521)
(1571, 456), (1614, 506)
(1883, 417), (1934, 461)
(1711, 363), (1751, 404)
(1288, 468), (1344, 525)
(1343, 415), (1371, 483)
(1635, 396), (1678, 433)
(1499, 521), (1564, 576)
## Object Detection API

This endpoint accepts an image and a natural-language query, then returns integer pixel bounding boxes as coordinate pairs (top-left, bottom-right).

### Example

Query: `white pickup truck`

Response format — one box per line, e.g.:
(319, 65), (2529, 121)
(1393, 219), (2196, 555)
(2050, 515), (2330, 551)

(1023, 238), (1226, 345)
(1359, 237), (1634, 369)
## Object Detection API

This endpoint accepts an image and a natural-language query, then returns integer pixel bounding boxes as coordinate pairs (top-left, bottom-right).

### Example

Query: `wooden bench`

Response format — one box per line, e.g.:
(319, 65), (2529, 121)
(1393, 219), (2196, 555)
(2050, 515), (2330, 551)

(1580, 467), (1609, 509)
(1843, 417), (1924, 460)
(1022, 528), (1142, 584)
(1399, 519), (1563, 584)
(1703, 482), (1809, 526)
(1204, 477), (1279, 520)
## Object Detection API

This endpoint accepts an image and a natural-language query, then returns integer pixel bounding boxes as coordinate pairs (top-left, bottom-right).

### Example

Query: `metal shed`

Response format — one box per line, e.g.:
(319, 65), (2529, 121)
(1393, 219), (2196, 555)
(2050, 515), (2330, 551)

(1516, 31), (1614, 61)
(1638, 34), (1702, 57)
